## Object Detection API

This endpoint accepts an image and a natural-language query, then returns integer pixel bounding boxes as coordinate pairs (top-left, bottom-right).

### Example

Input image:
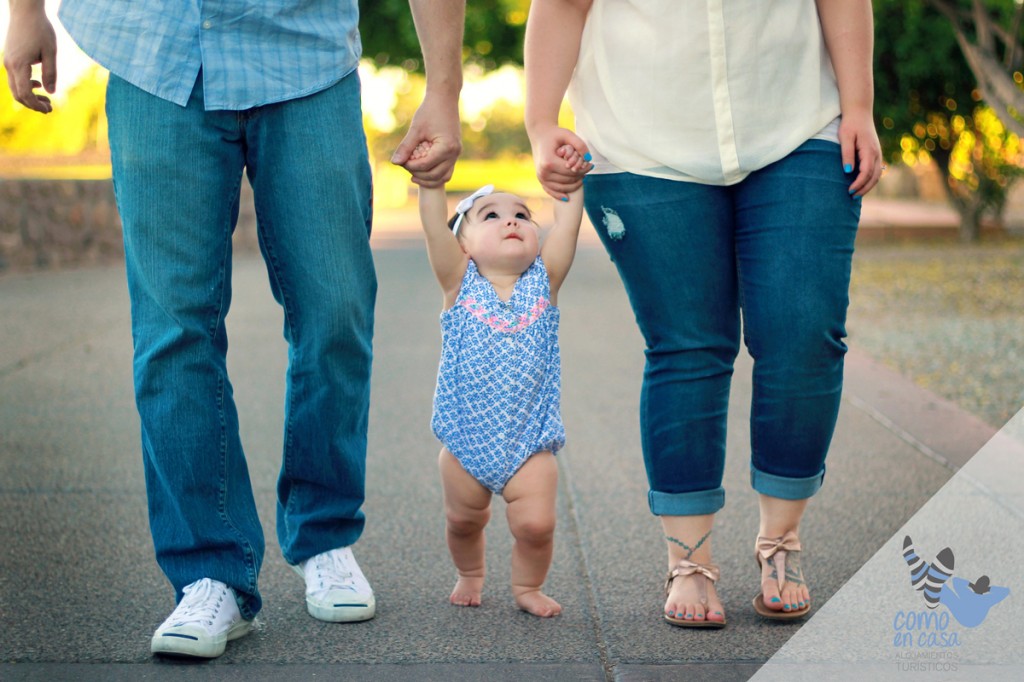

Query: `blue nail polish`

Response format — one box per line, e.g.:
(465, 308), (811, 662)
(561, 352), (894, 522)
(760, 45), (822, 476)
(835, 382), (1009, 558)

(771, 597), (781, 603)
(843, 163), (853, 173)
(849, 189), (857, 195)
(583, 152), (593, 162)
(561, 197), (569, 202)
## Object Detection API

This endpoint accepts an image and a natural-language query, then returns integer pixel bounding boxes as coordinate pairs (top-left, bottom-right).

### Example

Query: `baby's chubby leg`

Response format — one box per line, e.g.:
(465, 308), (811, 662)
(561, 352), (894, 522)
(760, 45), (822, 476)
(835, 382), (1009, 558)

(503, 452), (561, 618)
(439, 447), (492, 606)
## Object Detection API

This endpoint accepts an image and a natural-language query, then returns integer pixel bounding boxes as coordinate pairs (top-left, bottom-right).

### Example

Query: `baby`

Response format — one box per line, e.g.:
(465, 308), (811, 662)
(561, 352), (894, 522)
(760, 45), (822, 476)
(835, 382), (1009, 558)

(415, 143), (588, 617)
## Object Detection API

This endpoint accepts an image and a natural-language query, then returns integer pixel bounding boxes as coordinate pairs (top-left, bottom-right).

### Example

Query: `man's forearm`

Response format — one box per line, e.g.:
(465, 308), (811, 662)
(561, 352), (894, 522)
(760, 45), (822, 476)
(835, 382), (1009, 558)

(408, 0), (465, 98)
(9, 0), (47, 11)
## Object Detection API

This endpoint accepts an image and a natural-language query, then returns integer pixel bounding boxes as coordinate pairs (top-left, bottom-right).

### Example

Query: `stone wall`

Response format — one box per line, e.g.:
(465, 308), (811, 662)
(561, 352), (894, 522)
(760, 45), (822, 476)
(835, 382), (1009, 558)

(0, 177), (258, 273)
(2, 168), (1021, 273)
(0, 178), (122, 271)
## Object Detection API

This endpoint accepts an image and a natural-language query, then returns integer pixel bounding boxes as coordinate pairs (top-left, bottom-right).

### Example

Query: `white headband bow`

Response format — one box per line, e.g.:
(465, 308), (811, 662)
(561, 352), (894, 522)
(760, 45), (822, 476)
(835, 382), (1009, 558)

(452, 184), (495, 236)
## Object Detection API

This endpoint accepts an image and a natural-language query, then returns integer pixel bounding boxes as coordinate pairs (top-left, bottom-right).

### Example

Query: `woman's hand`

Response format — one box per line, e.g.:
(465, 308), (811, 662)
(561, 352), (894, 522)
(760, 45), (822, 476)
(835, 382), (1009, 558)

(839, 109), (883, 198)
(530, 125), (592, 201)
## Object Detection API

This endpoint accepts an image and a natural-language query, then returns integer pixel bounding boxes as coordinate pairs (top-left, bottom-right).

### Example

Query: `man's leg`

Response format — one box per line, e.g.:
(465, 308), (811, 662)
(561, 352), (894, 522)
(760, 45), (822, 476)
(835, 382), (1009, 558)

(106, 73), (265, 622)
(242, 71), (375, 564)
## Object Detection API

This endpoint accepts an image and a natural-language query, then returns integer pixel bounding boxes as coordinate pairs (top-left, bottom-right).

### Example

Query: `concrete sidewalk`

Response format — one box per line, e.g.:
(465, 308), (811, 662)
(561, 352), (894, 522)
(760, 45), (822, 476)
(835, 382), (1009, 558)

(0, 244), (995, 681)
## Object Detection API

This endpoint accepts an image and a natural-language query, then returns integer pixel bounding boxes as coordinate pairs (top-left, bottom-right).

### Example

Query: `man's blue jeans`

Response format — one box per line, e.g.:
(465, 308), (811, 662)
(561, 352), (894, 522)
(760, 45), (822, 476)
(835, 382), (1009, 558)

(583, 140), (860, 517)
(106, 71), (375, 619)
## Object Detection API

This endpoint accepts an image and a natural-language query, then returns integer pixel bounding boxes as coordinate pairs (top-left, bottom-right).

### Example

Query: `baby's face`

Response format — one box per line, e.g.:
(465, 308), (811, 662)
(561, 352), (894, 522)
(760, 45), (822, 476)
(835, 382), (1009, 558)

(459, 193), (540, 272)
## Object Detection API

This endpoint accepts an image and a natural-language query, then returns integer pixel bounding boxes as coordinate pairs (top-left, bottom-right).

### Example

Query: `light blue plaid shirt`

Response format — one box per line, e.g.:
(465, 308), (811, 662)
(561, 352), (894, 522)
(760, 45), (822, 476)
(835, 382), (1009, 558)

(58, 1), (361, 110)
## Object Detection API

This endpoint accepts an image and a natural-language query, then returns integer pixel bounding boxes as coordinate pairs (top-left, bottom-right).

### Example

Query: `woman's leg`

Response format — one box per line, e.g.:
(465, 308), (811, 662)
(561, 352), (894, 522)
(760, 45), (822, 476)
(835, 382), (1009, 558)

(661, 515), (725, 623)
(583, 173), (737, 622)
(757, 496), (810, 612)
(734, 139), (861, 613)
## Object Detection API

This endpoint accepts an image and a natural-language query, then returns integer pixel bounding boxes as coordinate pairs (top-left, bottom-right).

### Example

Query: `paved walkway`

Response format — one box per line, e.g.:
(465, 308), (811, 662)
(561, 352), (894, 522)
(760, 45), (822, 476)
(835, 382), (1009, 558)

(0, 241), (997, 681)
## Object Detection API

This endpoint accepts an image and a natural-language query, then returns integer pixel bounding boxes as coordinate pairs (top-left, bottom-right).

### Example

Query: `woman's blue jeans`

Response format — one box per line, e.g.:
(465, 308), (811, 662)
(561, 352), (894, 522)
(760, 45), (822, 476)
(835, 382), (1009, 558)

(106, 71), (375, 619)
(583, 140), (860, 517)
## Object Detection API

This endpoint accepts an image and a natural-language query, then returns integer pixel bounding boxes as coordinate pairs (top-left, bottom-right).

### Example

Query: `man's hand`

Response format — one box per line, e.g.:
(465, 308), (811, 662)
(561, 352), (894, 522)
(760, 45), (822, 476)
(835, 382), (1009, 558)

(391, 91), (461, 188)
(4, 2), (58, 114)
(395, 1), (465, 187)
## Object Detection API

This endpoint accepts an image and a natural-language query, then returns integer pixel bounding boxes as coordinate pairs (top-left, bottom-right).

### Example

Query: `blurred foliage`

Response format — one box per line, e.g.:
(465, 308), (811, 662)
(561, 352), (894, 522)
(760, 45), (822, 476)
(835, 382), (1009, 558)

(875, 0), (1024, 240)
(359, 0), (528, 71)
(360, 60), (577, 194)
(0, 63), (108, 157)
(362, 63), (530, 163)
(8, 0), (1022, 220)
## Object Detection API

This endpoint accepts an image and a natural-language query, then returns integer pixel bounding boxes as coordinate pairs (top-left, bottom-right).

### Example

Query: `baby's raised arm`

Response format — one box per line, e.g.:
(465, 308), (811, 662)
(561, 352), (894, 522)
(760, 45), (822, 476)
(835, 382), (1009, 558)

(419, 182), (468, 304)
(541, 183), (584, 301)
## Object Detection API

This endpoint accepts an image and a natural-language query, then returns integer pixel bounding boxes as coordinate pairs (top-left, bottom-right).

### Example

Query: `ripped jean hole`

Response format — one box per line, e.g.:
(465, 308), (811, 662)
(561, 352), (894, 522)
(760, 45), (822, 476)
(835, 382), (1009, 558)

(600, 206), (626, 240)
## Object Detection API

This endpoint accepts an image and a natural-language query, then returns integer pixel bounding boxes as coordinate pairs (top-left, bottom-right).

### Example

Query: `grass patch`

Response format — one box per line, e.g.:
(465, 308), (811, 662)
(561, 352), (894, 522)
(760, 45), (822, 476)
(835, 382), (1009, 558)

(848, 238), (1024, 428)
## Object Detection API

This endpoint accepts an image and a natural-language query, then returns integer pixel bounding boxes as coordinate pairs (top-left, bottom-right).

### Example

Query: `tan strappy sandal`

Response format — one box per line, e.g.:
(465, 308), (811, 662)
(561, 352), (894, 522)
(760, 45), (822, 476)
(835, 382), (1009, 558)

(753, 531), (811, 620)
(663, 559), (726, 628)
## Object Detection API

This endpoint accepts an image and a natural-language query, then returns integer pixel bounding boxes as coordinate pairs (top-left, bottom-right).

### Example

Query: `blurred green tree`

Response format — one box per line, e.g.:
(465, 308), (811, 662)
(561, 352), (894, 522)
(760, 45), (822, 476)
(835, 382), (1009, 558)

(926, 0), (1024, 136)
(359, 0), (528, 71)
(875, 0), (1024, 241)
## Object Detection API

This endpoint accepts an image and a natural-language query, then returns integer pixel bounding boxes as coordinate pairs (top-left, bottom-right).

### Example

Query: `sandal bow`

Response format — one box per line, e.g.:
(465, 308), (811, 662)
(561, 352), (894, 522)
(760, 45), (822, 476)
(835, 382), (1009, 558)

(756, 531), (802, 591)
(664, 559), (720, 605)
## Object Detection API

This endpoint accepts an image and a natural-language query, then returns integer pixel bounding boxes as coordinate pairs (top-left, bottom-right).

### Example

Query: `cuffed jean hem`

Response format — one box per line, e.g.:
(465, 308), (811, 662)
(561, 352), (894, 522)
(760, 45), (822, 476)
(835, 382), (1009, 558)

(648, 487), (726, 516)
(750, 465), (825, 500)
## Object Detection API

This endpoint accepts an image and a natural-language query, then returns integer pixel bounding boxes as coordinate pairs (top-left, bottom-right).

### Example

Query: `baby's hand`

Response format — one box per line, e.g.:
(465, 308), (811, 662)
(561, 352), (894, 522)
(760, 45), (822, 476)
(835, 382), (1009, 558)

(410, 140), (432, 161)
(556, 144), (592, 174)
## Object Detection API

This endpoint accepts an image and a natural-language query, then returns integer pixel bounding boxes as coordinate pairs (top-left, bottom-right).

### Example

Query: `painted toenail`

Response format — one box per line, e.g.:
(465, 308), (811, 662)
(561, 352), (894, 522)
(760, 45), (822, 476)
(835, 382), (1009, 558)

(685, 614), (693, 619)
(667, 611), (675, 617)
(771, 597), (781, 603)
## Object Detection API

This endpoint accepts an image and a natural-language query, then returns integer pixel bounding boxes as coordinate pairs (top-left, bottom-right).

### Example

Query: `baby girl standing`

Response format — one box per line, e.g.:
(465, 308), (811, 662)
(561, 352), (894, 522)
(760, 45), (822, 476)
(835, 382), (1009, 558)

(416, 143), (589, 616)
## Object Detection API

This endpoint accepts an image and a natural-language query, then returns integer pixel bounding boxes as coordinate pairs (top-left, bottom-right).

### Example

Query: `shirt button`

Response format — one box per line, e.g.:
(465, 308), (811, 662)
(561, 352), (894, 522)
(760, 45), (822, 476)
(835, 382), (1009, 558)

(202, 20), (212, 29)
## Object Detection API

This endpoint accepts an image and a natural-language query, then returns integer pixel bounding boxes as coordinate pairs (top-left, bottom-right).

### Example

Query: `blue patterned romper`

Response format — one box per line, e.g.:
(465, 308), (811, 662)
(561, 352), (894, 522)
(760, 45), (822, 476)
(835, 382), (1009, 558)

(432, 257), (565, 493)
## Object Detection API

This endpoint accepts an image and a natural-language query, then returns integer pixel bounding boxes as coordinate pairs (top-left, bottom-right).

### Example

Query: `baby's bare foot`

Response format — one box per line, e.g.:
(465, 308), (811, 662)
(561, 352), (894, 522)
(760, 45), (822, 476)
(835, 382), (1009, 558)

(514, 589), (562, 618)
(450, 575), (484, 607)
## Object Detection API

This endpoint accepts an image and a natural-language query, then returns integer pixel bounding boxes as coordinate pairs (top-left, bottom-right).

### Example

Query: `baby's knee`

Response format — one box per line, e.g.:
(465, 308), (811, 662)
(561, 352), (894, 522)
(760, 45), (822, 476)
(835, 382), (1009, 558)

(510, 514), (556, 545)
(446, 508), (490, 536)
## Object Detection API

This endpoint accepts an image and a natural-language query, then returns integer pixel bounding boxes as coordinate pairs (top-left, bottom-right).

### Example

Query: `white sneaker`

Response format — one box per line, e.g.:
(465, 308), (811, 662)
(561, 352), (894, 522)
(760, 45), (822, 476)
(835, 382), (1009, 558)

(292, 546), (376, 622)
(150, 578), (252, 658)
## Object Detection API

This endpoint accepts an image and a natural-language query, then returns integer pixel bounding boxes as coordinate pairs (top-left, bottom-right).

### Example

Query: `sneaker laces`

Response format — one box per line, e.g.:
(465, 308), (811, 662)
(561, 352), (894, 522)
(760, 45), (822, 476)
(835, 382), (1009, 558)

(310, 551), (358, 593)
(169, 578), (228, 627)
